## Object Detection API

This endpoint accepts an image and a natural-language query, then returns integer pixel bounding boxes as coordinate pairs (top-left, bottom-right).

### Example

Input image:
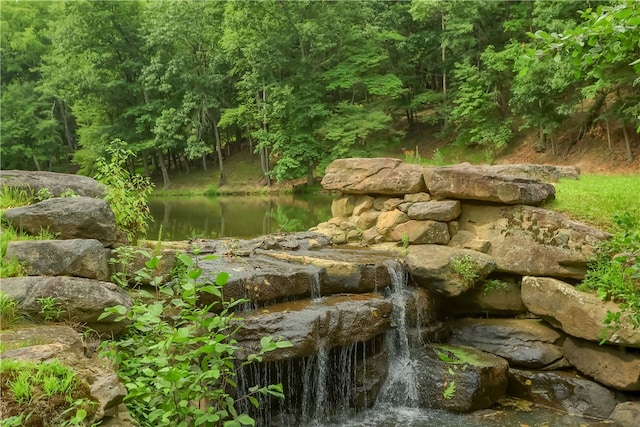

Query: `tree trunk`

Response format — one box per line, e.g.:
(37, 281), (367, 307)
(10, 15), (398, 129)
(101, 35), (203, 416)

(157, 149), (170, 189)
(213, 118), (225, 185)
(202, 154), (207, 172)
(306, 164), (315, 186)
(260, 146), (271, 186)
(535, 124), (546, 153)
(142, 151), (151, 176)
(622, 124), (634, 163)
(32, 153), (42, 171)
(441, 12), (447, 125)
(58, 100), (76, 151)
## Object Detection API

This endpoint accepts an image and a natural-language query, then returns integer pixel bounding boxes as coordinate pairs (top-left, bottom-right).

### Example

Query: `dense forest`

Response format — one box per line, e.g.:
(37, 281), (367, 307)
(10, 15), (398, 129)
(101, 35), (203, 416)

(1, 0), (639, 189)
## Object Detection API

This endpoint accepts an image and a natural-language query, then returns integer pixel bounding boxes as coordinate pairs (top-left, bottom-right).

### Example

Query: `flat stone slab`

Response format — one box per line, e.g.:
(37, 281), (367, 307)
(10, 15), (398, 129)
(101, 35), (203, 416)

(0, 170), (107, 198)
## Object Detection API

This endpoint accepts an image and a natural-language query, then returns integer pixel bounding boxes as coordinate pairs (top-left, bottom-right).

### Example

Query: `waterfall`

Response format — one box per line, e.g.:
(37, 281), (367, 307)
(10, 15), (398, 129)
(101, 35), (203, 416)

(310, 271), (322, 300)
(375, 261), (419, 407)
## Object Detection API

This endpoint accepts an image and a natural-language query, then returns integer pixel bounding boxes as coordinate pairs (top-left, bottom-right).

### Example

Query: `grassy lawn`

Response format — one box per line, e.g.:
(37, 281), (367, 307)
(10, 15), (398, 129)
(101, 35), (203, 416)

(547, 174), (640, 230)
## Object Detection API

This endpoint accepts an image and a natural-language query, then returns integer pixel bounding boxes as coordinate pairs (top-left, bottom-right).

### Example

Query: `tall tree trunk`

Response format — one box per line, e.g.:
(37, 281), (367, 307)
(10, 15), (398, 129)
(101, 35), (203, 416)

(261, 88), (272, 186)
(58, 100), (75, 151)
(622, 124), (634, 163)
(32, 153), (41, 171)
(306, 164), (315, 186)
(156, 149), (170, 190)
(142, 151), (151, 176)
(213, 118), (225, 185)
(441, 12), (448, 125)
(201, 154), (207, 172)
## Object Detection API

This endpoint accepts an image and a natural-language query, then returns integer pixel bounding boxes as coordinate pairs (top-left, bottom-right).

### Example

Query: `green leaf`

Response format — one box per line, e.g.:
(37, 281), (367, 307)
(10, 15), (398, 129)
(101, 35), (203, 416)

(216, 271), (230, 286)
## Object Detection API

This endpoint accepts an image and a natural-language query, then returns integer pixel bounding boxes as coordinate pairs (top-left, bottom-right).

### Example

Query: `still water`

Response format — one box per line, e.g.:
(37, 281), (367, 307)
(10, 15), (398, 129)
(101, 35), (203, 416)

(147, 194), (335, 241)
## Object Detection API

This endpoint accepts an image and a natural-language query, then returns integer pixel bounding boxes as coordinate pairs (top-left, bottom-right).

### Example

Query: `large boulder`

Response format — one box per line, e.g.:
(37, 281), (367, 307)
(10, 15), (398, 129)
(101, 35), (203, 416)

(5, 239), (109, 281)
(321, 158), (427, 195)
(406, 245), (496, 297)
(447, 318), (566, 369)
(563, 336), (640, 391)
(456, 204), (610, 279)
(611, 402), (640, 427)
(0, 324), (127, 424)
(423, 164), (556, 205)
(522, 276), (640, 348)
(0, 170), (107, 198)
(234, 293), (393, 361)
(414, 345), (509, 412)
(3, 197), (116, 247)
(508, 369), (617, 420)
(475, 163), (580, 182)
(0, 276), (131, 335)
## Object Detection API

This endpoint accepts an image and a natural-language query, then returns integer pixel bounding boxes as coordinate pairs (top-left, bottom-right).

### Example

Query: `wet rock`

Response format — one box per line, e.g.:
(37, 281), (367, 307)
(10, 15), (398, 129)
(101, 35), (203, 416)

(415, 345), (509, 412)
(249, 232), (332, 252)
(522, 276), (640, 348)
(508, 369), (617, 419)
(355, 349), (389, 409)
(406, 245), (496, 297)
(3, 197), (116, 247)
(563, 336), (640, 391)
(407, 200), (461, 222)
(6, 239), (109, 280)
(0, 169), (107, 198)
(457, 204), (610, 279)
(0, 276), (131, 335)
(447, 318), (566, 369)
(322, 158), (427, 195)
(235, 294), (393, 361)
(424, 164), (556, 205)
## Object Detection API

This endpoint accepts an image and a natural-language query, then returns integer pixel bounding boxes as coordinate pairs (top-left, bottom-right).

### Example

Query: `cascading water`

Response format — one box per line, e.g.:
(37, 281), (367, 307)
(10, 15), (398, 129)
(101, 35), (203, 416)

(374, 261), (419, 408)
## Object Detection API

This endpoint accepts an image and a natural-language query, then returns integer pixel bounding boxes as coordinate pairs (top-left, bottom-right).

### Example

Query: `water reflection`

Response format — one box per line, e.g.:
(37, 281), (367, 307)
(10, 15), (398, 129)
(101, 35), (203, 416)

(147, 194), (335, 241)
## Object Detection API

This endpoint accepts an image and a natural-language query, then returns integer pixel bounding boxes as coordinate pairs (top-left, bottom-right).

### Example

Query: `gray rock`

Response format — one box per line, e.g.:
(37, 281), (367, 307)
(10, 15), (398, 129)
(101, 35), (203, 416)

(414, 345), (509, 412)
(0, 170), (107, 198)
(322, 158), (427, 195)
(457, 204), (610, 279)
(563, 336), (640, 391)
(3, 197), (116, 247)
(474, 163), (580, 182)
(6, 239), (109, 280)
(0, 276), (131, 334)
(389, 220), (450, 244)
(447, 276), (526, 316)
(424, 164), (556, 205)
(447, 318), (566, 369)
(407, 200), (461, 221)
(406, 245), (496, 297)
(610, 401), (640, 427)
(508, 369), (617, 419)
(522, 276), (640, 348)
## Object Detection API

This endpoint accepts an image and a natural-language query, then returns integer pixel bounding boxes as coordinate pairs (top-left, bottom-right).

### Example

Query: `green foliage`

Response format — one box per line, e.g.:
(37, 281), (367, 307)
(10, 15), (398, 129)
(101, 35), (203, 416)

(0, 185), (34, 209)
(37, 296), (63, 322)
(482, 279), (510, 296)
(94, 139), (154, 244)
(0, 292), (20, 329)
(99, 250), (291, 426)
(401, 233), (410, 255)
(451, 255), (479, 286)
(578, 213), (640, 342)
(0, 358), (98, 426)
(442, 380), (456, 400)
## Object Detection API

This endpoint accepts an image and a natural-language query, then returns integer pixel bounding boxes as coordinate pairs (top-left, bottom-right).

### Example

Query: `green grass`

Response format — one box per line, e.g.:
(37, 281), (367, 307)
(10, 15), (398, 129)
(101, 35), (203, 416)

(546, 175), (640, 230)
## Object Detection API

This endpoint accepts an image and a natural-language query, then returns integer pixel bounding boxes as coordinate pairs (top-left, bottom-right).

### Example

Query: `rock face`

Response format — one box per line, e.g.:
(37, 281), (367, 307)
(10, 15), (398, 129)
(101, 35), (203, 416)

(447, 318), (566, 369)
(3, 197), (117, 247)
(563, 336), (640, 391)
(0, 170), (107, 198)
(321, 158), (427, 195)
(414, 345), (509, 412)
(522, 276), (640, 348)
(456, 204), (610, 279)
(508, 369), (617, 419)
(423, 164), (556, 205)
(0, 276), (131, 334)
(472, 163), (580, 182)
(5, 239), (109, 280)
(235, 294), (393, 361)
(406, 245), (496, 297)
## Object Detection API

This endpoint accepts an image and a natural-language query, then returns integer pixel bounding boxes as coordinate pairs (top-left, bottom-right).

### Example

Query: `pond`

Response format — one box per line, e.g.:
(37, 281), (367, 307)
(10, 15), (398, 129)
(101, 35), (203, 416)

(147, 193), (335, 241)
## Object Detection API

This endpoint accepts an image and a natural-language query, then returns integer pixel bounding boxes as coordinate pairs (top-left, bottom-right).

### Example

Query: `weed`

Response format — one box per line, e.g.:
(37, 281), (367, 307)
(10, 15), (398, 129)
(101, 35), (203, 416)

(37, 296), (64, 322)
(35, 187), (54, 201)
(401, 233), (410, 255)
(0, 185), (33, 209)
(0, 358), (98, 425)
(0, 291), (20, 329)
(482, 279), (509, 295)
(443, 381), (456, 400)
(451, 255), (479, 286)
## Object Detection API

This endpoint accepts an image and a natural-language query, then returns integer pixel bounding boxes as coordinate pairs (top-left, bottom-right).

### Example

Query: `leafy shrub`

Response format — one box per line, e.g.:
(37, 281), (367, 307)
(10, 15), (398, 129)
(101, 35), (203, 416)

(100, 250), (291, 426)
(578, 212), (640, 341)
(94, 139), (154, 245)
(451, 255), (479, 286)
